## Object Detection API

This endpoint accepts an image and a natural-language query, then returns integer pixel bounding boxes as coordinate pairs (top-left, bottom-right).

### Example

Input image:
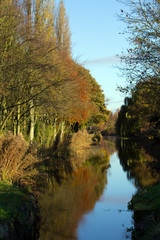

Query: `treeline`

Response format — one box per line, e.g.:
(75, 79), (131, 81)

(0, 0), (108, 145)
(116, 0), (160, 138)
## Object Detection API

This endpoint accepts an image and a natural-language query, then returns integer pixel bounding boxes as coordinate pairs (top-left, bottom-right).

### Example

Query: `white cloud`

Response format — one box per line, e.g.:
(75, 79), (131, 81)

(84, 56), (121, 65)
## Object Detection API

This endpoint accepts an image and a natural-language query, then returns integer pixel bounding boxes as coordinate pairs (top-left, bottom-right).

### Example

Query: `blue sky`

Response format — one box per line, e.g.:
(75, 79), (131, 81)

(56, 0), (129, 112)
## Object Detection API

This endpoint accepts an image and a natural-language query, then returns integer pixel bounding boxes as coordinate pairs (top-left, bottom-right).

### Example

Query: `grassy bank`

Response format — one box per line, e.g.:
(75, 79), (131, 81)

(0, 182), (39, 240)
(0, 133), (40, 239)
(0, 183), (29, 223)
(129, 183), (160, 239)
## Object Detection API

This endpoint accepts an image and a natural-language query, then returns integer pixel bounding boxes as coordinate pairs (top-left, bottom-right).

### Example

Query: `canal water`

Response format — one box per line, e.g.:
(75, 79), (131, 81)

(77, 152), (136, 240)
(39, 138), (158, 240)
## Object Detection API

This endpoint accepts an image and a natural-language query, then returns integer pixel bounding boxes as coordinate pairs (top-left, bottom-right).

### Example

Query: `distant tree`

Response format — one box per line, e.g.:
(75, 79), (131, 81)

(76, 67), (110, 125)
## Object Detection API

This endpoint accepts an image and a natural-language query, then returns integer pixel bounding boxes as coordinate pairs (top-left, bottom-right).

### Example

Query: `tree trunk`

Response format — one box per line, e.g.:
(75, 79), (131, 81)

(0, 109), (14, 132)
(13, 114), (16, 135)
(17, 103), (21, 135)
(23, 112), (26, 136)
(59, 120), (65, 142)
(0, 97), (3, 127)
(30, 98), (35, 143)
(53, 117), (57, 141)
(0, 96), (7, 131)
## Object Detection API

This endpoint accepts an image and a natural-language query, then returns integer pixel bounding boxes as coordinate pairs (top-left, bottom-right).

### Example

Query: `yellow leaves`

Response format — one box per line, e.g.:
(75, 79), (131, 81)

(125, 112), (132, 119)
(35, 0), (55, 38)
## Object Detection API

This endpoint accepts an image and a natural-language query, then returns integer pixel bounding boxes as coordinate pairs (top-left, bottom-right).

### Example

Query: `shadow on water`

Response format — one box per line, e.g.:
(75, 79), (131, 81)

(116, 138), (159, 188)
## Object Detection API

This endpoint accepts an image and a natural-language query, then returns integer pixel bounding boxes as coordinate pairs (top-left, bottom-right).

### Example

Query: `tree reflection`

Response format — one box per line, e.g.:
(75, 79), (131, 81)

(117, 139), (159, 188)
(39, 167), (107, 240)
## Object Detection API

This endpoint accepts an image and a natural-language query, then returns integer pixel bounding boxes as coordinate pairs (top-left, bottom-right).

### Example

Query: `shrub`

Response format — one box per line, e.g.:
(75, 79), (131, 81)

(0, 133), (38, 186)
(69, 130), (93, 169)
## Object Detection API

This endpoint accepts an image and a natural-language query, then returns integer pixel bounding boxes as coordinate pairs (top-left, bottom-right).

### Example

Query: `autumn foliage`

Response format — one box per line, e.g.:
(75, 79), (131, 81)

(0, 0), (109, 146)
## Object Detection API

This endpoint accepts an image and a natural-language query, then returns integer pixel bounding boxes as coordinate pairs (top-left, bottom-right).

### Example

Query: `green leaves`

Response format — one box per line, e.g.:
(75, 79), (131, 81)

(118, 0), (160, 137)
(119, 0), (160, 90)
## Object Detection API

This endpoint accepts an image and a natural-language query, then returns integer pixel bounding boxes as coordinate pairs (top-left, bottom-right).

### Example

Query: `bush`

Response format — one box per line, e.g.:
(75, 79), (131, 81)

(0, 133), (38, 186)
(69, 130), (93, 169)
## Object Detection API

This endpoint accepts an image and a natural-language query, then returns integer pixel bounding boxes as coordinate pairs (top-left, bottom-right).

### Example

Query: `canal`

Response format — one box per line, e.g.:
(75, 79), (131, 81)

(39, 138), (158, 240)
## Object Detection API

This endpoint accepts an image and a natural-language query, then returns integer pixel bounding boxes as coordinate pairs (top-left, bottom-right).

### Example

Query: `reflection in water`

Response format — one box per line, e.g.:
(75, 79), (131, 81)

(39, 167), (107, 240)
(38, 137), (158, 240)
(77, 152), (136, 240)
(117, 139), (159, 188)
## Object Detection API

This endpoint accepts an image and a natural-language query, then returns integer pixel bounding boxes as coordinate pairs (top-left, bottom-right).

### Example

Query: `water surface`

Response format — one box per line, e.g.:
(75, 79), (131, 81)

(78, 152), (136, 240)
(39, 139), (158, 240)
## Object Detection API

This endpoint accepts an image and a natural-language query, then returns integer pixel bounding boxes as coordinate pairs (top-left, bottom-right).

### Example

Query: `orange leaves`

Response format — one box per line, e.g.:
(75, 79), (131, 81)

(58, 58), (95, 124)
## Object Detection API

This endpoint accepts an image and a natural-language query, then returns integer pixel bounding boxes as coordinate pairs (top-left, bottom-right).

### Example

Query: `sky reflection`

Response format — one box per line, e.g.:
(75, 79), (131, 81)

(77, 152), (136, 240)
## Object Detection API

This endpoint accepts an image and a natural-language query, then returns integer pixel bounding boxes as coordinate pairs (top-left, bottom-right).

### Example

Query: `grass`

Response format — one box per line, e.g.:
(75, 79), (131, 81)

(129, 184), (160, 240)
(129, 184), (160, 212)
(0, 182), (32, 223)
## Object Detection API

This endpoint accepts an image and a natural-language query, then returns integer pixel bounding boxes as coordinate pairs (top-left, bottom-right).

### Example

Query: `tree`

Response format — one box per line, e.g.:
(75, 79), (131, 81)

(118, 0), (160, 92)
(77, 67), (109, 125)
(0, 0), (25, 133)
(116, 98), (141, 137)
(128, 79), (160, 129)
(117, 0), (160, 136)
(0, 0), (109, 146)
(55, 0), (71, 55)
(0, 0), (58, 137)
